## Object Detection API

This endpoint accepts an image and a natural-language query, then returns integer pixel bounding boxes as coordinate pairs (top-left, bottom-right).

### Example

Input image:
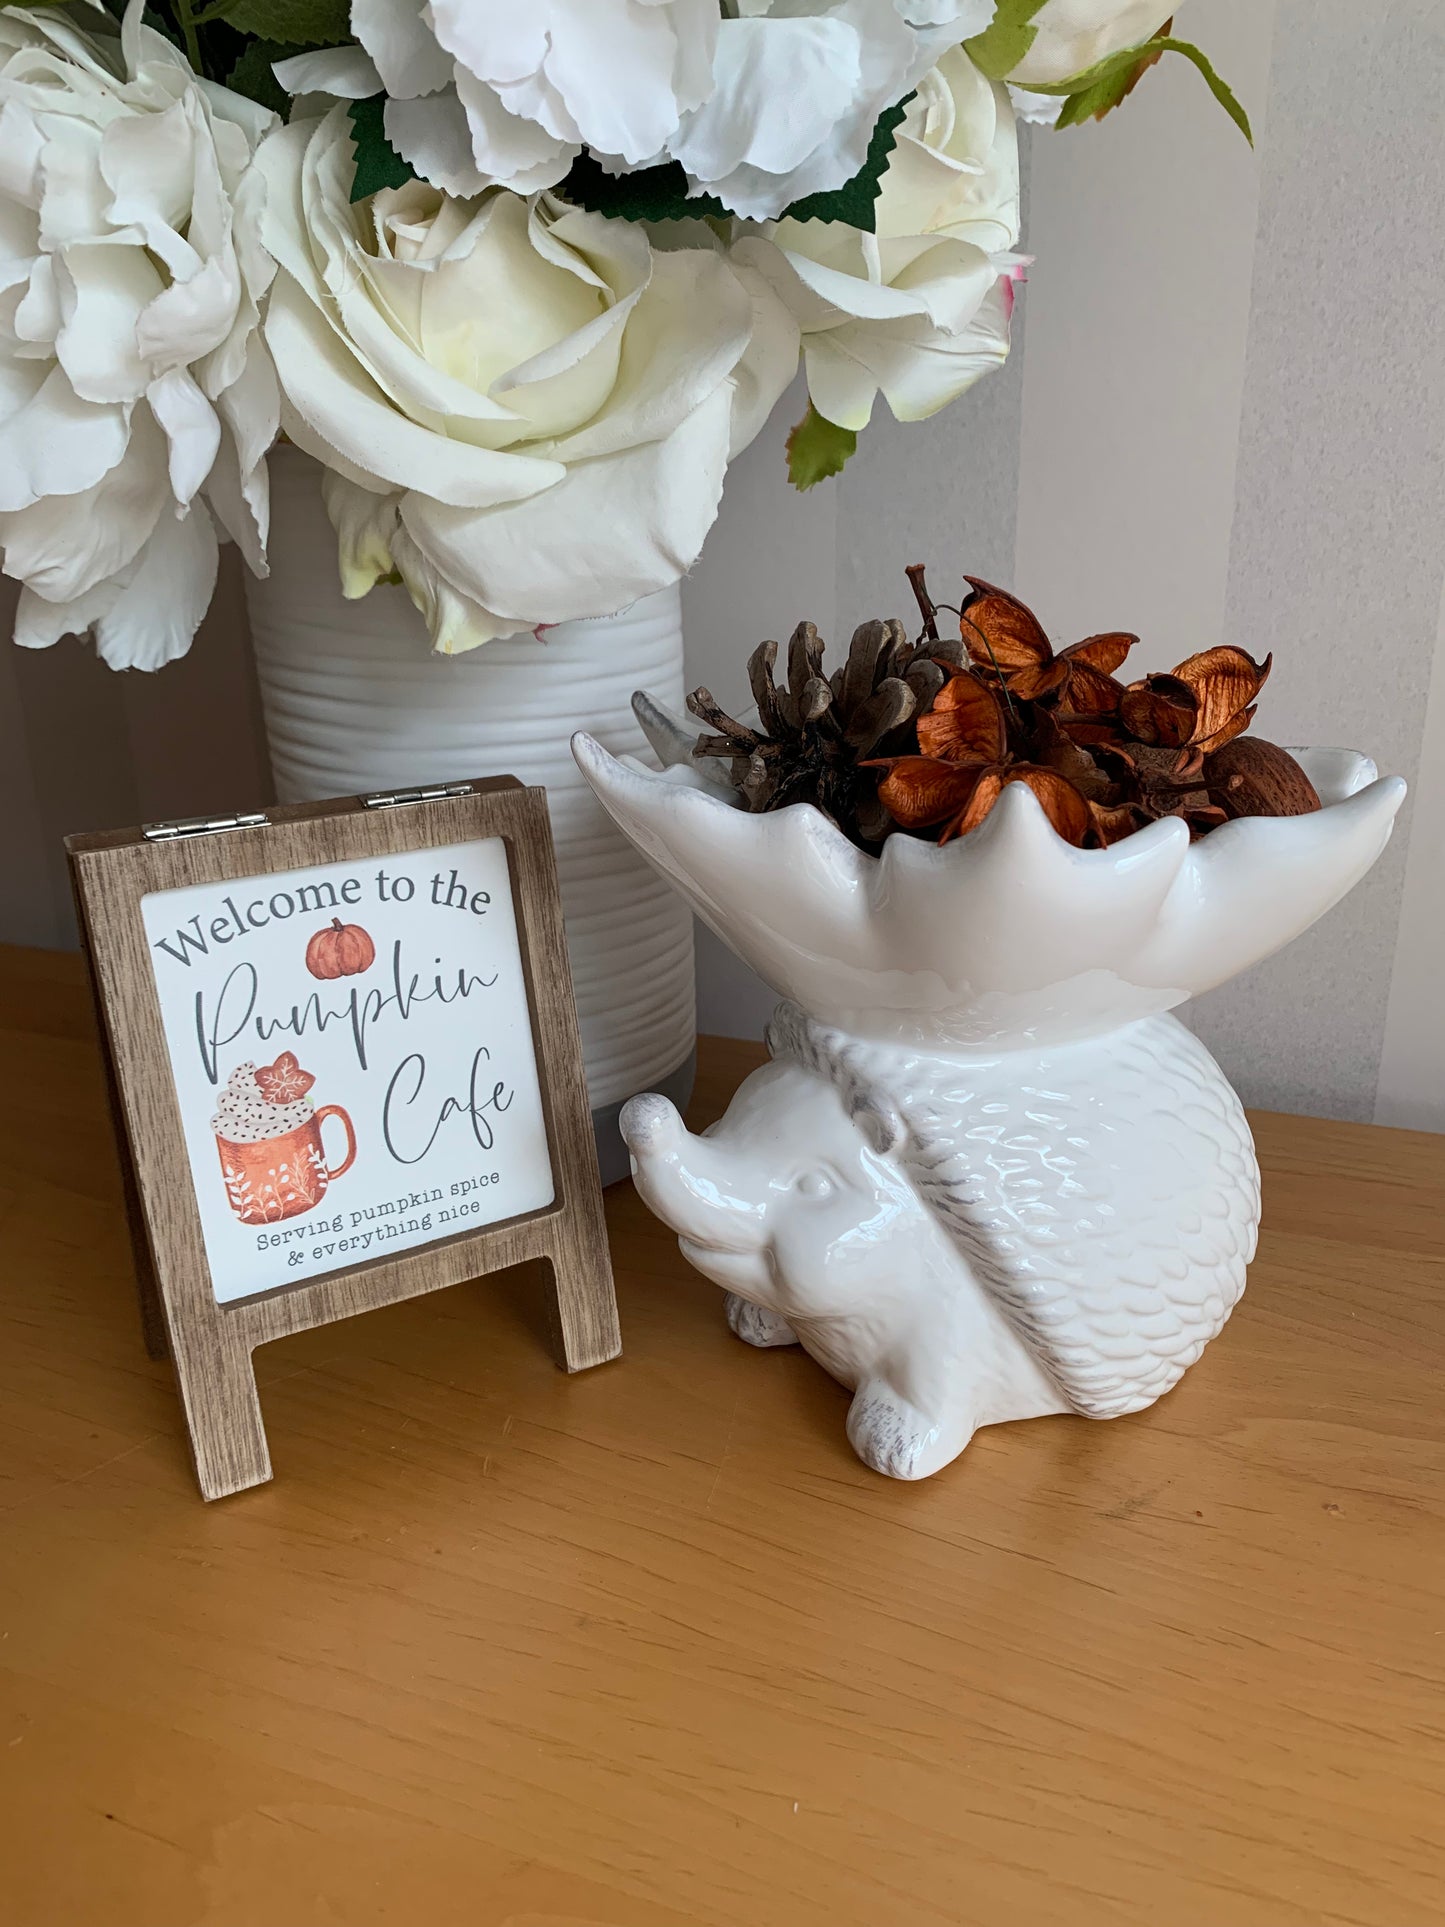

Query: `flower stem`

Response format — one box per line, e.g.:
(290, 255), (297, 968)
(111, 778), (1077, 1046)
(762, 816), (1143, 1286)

(905, 562), (940, 643)
(171, 0), (203, 72)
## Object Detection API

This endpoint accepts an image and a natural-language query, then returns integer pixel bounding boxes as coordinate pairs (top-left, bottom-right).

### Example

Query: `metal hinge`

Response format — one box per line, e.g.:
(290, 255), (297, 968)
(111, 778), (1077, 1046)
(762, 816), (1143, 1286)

(143, 811), (269, 842)
(362, 783), (474, 809)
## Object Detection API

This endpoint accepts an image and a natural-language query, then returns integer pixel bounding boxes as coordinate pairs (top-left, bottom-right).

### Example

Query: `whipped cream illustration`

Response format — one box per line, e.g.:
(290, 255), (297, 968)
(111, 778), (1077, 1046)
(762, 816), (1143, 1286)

(211, 1059), (314, 1143)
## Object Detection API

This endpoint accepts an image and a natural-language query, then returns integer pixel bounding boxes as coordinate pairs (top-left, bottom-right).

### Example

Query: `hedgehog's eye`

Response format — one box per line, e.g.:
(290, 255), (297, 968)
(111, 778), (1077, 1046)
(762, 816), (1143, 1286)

(795, 1170), (832, 1199)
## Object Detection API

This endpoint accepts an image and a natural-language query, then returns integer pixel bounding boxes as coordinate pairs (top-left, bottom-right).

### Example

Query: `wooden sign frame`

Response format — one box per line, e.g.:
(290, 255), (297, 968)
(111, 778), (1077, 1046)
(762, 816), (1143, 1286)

(67, 779), (620, 1501)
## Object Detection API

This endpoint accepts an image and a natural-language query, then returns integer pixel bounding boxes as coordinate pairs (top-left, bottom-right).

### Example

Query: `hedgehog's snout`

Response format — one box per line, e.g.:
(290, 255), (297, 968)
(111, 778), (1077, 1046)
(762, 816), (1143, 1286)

(620, 1092), (684, 1160)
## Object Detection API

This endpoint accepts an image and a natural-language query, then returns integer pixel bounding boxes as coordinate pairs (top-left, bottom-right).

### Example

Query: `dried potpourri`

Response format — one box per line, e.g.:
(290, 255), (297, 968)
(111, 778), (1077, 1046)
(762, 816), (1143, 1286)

(688, 563), (1320, 852)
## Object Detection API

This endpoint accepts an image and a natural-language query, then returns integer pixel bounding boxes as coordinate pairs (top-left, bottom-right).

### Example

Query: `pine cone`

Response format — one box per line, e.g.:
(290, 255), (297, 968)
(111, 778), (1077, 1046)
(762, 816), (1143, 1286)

(689, 619), (953, 848)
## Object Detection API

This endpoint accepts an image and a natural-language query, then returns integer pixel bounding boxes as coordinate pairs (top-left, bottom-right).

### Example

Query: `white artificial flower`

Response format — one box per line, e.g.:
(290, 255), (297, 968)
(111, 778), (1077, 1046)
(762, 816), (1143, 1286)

(257, 110), (799, 652)
(280, 1), (1000, 220)
(664, 0), (998, 220)
(1007, 0), (1175, 86)
(280, 0), (719, 199)
(0, 2), (278, 670)
(734, 46), (1019, 432)
(877, 41), (1019, 249)
(1007, 82), (1065, 125)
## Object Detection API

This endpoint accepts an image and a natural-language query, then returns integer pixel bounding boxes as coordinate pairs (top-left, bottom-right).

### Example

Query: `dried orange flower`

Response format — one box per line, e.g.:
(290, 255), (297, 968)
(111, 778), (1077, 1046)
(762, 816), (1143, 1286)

(1120, 645), (1273, 762)
(960, 576), (1136, 715)
(869, 667), (1094, 846)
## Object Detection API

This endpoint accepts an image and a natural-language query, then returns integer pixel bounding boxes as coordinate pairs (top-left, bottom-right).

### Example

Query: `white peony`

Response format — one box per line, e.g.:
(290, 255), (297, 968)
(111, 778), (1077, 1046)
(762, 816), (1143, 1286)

(256, 109), (798, 652)
(734, 46), (1019, 432)
(1007, 0), (1175, 86)
(662, 0), (998, 221)
(278, 0), (719, 199)
(0, 3), (278, 669)
(279, 0), (1000, 220)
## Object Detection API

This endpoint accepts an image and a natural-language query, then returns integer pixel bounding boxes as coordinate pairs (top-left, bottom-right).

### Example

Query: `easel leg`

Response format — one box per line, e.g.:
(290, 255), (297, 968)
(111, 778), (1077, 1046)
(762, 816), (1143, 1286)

(169, 1333), (273, 1500)
(546, 1246), (622, 1374)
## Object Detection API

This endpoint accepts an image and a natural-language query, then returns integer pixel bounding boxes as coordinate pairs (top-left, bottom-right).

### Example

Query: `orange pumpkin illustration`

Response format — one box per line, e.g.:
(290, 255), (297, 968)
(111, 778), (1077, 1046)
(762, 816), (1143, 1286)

(305, 916), (376, 979)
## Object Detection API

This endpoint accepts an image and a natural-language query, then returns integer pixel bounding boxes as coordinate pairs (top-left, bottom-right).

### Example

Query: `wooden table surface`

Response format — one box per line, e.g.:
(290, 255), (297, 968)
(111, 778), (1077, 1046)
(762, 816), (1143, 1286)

(2, 942), (1443, 1927)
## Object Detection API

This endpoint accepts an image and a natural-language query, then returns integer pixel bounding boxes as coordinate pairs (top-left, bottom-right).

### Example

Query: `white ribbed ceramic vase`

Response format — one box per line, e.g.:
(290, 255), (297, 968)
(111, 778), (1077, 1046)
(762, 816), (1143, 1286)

(244, 449), (695, 1183)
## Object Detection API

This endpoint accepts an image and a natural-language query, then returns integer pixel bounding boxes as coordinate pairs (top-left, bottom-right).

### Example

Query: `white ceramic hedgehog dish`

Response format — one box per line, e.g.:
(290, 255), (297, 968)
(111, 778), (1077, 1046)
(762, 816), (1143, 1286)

(573, 710), (1406, 1481)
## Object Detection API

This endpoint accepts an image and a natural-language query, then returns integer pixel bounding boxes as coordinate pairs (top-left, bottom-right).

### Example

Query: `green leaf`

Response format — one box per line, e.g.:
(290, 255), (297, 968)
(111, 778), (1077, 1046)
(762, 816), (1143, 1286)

(558, 152), (729, 224)
(1163, 37), (1254, 144)
(224, 0), (349, 37)
(786, 405), (857, 491)
(347, 96), (415, 203)
(560, 93), (912, 232)
(1051, 37), (1162, 128)
(217, 0), (348, 41)
(782, 94), (910, 230)
(963, 0), (1048, 81)
(226, 39), (292, 117)
(1035, 37), (1253, 145)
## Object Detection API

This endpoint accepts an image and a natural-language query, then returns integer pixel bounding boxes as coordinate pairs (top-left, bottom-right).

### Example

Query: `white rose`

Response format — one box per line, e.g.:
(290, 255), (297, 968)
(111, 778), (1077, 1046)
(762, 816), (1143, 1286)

(662, 0), (997, 221)
(0, 2), (278, 670)
(1007, 0), (1175, 86)
(877, 43), (1019, 250)
(278, 0), (719, 199)
(257, 109), (798, 652)
(734, 48), (1018, 432)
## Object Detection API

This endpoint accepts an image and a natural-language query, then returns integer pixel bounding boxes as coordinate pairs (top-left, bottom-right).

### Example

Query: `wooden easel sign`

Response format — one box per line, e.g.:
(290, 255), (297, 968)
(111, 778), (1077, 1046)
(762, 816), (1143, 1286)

(67, 780), (620, 1500)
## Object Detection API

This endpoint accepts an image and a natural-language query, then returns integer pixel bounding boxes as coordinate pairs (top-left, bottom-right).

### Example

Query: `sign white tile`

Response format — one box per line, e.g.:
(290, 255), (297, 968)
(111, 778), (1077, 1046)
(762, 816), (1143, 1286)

(141, 835), (554, 1304)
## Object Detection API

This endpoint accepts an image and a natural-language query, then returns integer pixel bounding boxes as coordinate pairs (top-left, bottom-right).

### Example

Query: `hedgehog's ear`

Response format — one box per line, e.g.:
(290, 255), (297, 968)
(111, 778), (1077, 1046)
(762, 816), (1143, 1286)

(850, 1096), (906, 1159)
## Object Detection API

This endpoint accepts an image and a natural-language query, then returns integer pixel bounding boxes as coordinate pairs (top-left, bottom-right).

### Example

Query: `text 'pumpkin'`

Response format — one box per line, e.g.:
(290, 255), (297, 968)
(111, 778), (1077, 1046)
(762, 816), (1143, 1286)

(305, 917), (376, 980)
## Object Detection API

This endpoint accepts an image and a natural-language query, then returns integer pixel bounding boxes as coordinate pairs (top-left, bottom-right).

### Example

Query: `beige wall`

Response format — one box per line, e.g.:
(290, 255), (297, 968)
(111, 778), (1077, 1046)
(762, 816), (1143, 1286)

(0, 555), (271, 948)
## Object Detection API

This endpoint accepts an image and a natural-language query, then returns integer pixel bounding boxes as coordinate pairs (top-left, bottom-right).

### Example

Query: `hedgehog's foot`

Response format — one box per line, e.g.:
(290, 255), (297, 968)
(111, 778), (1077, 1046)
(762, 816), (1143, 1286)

(846, 1379), (969, 1481)
(725, 1293), (798, 1349)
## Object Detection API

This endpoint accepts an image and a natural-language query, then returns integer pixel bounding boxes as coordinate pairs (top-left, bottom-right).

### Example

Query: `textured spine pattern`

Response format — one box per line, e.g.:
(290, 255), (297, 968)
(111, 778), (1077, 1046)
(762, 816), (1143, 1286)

(768, 1004), (1260, 1418)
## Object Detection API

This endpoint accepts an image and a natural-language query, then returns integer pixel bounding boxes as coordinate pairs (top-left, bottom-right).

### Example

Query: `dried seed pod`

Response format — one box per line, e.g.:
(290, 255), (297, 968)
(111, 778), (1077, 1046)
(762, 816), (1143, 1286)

(1171, 646), (1272, 752)
(1119, 674), (1197, 748)
(1204, 738), (1321, 818)
(1023, 707), (1114, 801)
(1090, 799), (1152, 845)
(688, 562), (1325, 856)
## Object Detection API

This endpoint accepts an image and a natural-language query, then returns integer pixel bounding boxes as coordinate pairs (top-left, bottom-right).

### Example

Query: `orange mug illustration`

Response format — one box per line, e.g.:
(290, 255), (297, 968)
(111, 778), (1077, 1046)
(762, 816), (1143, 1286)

(218, 1106), (356, 1225)
(212, 1054), (357, 1225)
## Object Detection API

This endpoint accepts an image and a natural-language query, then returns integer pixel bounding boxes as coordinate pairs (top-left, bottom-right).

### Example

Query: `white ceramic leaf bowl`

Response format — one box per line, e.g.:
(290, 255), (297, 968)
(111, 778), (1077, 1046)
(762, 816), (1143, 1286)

(572, 710), (1407, 1482)
(574, 715), (1405, 1053)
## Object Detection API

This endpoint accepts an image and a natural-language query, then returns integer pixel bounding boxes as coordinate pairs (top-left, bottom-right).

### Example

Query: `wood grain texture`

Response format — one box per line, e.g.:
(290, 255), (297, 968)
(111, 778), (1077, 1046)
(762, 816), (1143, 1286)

(64, 784), (619, 1500)
(1, 947), (1443, 1927)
